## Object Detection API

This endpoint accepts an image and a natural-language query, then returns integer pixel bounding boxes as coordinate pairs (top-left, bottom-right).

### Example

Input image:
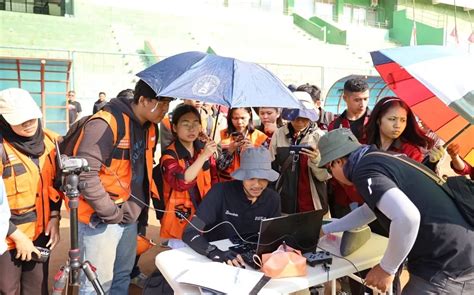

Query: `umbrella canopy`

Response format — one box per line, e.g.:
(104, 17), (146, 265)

(371, 45), (474, 166)
(136, 51), (302, 109)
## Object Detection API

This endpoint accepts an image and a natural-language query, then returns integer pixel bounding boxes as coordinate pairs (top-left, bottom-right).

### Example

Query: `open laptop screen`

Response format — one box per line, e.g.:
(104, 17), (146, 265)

(256, 210), (324, 255)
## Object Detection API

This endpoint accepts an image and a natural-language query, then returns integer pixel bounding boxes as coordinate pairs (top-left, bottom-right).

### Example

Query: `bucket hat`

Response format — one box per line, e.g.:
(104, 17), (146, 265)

(231, 147), (279, 182)
(0, 88), (42, 125)
(318, 128), (361, 168)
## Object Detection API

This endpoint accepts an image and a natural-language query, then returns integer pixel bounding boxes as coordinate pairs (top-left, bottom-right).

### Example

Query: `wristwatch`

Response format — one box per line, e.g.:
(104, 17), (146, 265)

(204, 244), (217, 257)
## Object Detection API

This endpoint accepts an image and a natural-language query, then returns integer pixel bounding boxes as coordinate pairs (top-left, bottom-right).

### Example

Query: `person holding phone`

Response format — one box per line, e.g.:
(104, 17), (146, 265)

(217, 108), (267, 181)
(0, 88), (62, 295)
(159, 104), (219, 248)
(269, 92), (330, 214)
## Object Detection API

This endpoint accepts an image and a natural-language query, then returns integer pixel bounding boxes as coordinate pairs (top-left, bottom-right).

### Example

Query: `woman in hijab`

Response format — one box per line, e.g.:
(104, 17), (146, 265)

(0, 88), (62, 295)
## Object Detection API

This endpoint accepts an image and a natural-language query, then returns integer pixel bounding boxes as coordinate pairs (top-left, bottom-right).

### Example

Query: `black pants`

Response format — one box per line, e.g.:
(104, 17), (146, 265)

(0, 234), (49, 295)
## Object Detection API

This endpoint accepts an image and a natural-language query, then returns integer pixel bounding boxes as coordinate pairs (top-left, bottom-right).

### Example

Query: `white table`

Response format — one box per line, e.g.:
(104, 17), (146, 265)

(156, 233), (389, 294)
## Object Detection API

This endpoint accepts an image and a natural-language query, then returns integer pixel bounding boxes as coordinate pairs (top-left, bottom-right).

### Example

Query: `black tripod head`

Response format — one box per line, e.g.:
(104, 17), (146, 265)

(55, 141), (90, 198)
(58, 155), (90, 198)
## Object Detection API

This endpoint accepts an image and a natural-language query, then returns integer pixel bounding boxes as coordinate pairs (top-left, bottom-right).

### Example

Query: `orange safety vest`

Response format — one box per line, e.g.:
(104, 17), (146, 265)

(1, 130), (62, 250)
(218, 128), (268, 181)
(73, 109), (159, 224)
(162, 115), (171, 131)
(159, 141), (212, 239)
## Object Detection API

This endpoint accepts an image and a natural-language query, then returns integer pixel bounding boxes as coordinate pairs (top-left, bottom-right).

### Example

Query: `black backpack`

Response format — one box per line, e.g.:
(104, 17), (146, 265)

(366, 151), (474, 227)
(59, 105), (125, 164)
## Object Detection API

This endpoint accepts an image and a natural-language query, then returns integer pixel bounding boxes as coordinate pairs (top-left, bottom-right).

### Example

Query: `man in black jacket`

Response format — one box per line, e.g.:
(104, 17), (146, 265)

(182, 147), (281, 267)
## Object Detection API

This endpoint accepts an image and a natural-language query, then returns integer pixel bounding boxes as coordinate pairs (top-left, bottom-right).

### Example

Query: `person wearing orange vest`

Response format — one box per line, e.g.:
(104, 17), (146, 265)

(73, 80), (173, 295)
(159, 104), (218, 248)
(0, 88), (62, 295)
(217, 107), (267, 181)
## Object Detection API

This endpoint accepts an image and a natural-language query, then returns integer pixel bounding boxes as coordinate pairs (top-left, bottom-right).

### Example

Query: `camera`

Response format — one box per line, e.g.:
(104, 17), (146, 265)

(231, 132), (245, 143)
(59, 155), (90, 174)
(12, 246), (50, 263)
(289, 145), (314, 154)
(32, 246), (51, 263)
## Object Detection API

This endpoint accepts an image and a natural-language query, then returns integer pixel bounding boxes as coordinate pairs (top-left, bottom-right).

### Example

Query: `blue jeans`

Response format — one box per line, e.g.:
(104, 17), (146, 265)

(78, 222), (137, 295)
(402, 271), (474, 295)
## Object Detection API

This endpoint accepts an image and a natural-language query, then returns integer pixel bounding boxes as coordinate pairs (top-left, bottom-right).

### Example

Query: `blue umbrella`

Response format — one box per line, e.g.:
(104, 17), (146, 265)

(136, 51), (302, 109)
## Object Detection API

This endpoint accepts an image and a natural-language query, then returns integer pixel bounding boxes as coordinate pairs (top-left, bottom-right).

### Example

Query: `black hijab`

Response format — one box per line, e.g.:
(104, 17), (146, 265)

(0, 116), (45, 157)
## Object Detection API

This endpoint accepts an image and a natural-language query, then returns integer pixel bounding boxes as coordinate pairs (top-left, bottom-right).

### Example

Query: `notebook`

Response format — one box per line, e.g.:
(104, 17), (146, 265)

(176, 262), (270, 294)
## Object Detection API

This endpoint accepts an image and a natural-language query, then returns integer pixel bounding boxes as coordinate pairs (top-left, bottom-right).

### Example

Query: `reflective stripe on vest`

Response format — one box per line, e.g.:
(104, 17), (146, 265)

(2, 129), (62, 250)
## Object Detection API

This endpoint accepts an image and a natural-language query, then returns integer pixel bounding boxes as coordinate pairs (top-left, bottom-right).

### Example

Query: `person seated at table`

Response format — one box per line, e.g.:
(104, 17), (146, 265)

(182, 147), (281, 267)
(159, 104), (219, 248)
(217, 107), (267, 181)
(318, 128), (474, 294)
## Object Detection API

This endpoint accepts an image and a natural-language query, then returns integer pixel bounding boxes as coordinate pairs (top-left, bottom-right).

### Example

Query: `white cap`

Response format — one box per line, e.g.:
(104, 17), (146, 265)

(292, 91), (317, 110)
(0, 88), (42, 125)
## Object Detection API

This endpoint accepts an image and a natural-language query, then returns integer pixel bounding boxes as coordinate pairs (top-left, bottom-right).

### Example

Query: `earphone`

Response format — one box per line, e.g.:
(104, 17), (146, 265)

(150, 101), (159, 112)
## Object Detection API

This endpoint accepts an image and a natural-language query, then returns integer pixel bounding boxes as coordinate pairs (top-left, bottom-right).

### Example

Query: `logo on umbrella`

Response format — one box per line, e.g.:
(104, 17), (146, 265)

(192, 75), (220, 96)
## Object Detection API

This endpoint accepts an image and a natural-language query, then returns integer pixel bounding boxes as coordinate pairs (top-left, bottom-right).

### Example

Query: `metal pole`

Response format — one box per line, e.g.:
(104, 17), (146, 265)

(412, 0), (417, 45)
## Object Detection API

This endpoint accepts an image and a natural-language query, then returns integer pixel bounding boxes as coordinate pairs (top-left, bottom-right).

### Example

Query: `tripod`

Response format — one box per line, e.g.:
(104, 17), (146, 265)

(52, 170), (105, 295)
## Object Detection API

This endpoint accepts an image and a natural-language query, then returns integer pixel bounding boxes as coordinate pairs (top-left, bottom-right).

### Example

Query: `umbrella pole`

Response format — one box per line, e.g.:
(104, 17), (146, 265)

(212, 105), (221, 140)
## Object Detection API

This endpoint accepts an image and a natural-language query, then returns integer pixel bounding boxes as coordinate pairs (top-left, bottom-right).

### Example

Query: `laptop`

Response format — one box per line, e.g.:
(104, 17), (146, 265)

(229, 210), (325, 268)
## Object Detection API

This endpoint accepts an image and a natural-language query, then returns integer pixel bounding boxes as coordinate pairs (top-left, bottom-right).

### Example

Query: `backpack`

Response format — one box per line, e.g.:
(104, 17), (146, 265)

(59, 105), (125, 164)
(366, 151), (474, 227)
(53, 106), (126, 190)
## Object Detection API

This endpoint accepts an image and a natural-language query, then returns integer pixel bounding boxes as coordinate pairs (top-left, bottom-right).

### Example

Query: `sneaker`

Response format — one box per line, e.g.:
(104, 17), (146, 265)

(130, 272), (148, 289)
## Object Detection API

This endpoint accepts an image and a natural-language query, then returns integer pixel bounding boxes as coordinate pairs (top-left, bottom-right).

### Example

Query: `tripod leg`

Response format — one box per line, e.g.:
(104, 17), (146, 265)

(82, 261), (105, 295)
(52, 265), (70, 295)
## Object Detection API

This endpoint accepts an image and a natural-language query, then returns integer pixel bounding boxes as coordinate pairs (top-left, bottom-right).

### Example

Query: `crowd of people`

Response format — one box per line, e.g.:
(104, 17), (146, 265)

(0, 75), (472, 295)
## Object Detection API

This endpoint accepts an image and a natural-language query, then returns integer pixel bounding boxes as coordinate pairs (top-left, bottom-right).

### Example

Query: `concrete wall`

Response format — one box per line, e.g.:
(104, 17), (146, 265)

(293, 13), (326, 41)
(390, 9), (444, 45)
(309, 16), (347, 45)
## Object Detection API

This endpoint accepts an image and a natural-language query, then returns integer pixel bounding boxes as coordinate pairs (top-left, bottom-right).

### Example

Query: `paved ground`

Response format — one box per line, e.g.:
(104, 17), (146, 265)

(47, 207), (164, 295)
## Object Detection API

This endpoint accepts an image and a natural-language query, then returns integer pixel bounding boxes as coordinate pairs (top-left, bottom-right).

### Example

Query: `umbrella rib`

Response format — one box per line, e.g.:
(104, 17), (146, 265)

(444, 123), (471, 146)
(408, 95), (437, 109)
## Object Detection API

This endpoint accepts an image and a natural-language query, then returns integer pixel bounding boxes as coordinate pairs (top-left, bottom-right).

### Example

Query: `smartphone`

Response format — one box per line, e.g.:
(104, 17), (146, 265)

(289, 145), (314, 154)
(230, 131), (244, 141)
(230, 131), (243, 138)
(31, 246), (50, 263)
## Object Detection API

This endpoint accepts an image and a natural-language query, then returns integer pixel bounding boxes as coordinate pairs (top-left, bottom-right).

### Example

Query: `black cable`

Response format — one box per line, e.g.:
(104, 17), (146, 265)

(318, 245), (368, 294)
(99, 163), (287, 247)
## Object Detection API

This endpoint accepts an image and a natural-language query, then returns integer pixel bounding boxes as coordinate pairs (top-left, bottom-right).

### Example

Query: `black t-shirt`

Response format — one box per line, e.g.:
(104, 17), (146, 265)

(352, 152), (474, 281)
(68, 100), (82, 125)
(196, 180), (281, 242)
(347, 114), (366, 140)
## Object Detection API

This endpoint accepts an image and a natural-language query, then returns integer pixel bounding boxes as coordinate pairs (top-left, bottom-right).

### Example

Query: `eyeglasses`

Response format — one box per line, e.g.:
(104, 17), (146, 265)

(179, 122), (201, 130)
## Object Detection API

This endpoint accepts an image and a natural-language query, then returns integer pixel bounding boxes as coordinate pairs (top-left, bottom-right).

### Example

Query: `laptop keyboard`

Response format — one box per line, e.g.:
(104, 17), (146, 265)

(229, 243), (260, 269)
